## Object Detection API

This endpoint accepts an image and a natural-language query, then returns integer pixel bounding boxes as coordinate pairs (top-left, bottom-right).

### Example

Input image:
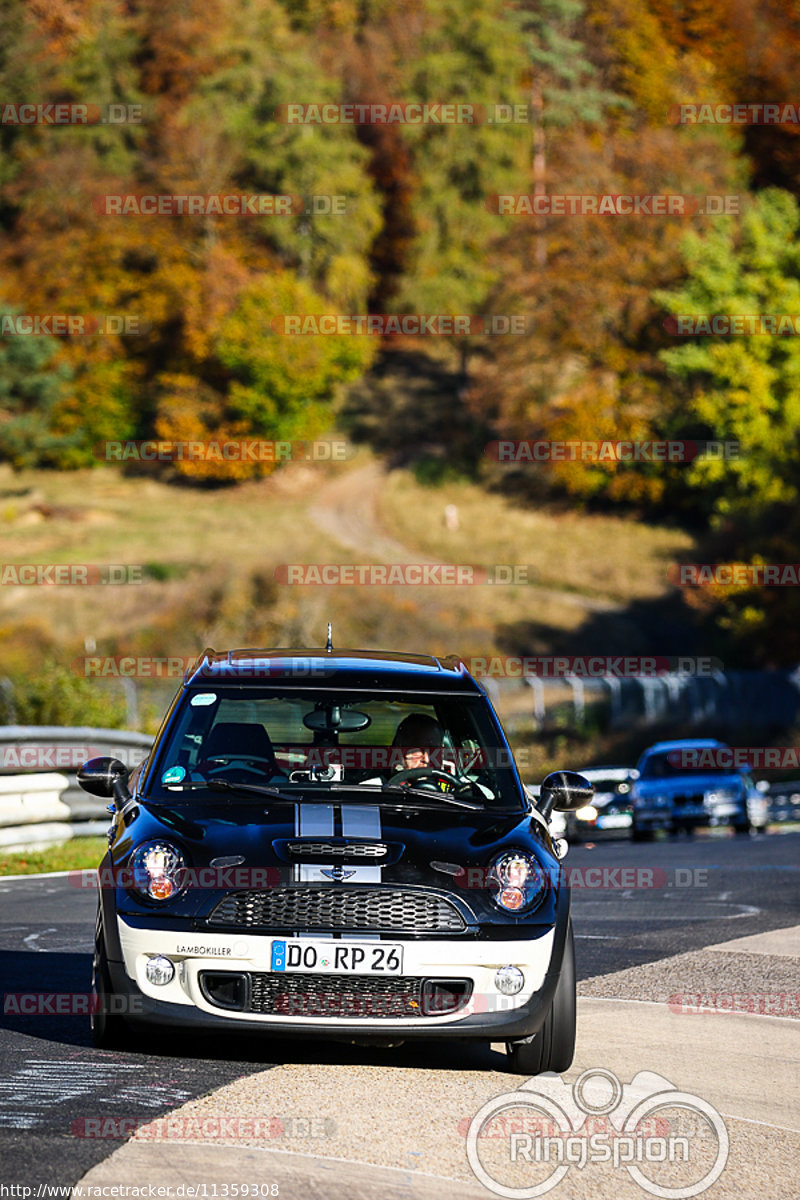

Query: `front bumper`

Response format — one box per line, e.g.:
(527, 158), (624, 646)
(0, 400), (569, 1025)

(109, 907), (569, 1041)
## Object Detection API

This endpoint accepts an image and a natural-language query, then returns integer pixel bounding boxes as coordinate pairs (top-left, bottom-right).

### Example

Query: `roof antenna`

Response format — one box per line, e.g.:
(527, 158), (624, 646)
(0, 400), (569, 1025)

(325, 622), (333, 652)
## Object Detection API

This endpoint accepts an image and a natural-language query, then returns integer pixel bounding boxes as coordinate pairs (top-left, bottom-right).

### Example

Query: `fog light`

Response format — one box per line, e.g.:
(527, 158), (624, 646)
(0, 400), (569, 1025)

(495, 965), (524, 995)
(146, 955), (175, 986)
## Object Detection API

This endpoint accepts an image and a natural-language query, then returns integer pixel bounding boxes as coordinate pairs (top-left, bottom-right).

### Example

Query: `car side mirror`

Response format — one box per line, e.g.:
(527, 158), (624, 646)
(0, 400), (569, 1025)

(537, 771), (594, 821)
(77, 756), (131, 808)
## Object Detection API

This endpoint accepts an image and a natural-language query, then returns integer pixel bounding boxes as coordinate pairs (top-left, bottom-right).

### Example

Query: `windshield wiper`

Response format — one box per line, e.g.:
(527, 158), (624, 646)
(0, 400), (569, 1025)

(163, 780), (301, 803)
(330, 782), (483, 811)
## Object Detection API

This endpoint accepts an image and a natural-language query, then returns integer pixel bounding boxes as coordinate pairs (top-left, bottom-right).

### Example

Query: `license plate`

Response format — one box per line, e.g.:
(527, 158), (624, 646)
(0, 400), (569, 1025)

(271, 938), (403, 975)
(595, 814), (631, 829)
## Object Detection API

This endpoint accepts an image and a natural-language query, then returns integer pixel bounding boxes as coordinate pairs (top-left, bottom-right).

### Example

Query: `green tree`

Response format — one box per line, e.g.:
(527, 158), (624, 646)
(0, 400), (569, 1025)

(656, 188), (800, 518)
(0, 307), (75, 467)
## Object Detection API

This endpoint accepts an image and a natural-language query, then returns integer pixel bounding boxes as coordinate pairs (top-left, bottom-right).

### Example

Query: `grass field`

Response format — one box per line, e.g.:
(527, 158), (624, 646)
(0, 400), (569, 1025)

(0, 451), (699, 748)
(0, 836), (107, 876)
(378, 472), (693, 603)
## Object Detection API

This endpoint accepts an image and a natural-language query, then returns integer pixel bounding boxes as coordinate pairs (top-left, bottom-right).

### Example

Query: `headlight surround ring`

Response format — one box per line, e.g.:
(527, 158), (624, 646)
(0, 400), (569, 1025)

(487, 850), (548, 914)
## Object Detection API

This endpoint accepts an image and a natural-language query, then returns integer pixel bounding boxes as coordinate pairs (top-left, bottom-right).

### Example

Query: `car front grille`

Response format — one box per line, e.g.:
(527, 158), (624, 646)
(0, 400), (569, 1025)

(672, 793), (707, 808)
(199, 970), (473, 1019)
(252, 972), (426, 1017)
(286, 841), (387, 859)
(206, 887), (467, 934)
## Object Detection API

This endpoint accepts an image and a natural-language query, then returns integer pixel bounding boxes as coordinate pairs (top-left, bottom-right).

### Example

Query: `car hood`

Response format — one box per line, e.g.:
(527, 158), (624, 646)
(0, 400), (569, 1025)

(109, 795), (560, 926)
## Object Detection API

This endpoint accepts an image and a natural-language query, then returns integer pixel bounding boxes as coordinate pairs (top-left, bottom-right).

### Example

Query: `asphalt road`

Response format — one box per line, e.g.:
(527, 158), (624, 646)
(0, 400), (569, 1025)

(1, 829), (797, 1190)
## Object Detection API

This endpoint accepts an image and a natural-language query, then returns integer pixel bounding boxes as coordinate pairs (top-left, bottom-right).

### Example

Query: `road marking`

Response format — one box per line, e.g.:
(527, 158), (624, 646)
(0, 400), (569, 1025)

(0, 870), (78, 883)
(575, 934), (621, 939)
(0, 1060), (193, 1128)
(23, 928), (57, 950)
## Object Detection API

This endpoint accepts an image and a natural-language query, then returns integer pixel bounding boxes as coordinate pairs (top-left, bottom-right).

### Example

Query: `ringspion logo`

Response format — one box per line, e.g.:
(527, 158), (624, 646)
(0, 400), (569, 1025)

(466, 1068), (728, 1198)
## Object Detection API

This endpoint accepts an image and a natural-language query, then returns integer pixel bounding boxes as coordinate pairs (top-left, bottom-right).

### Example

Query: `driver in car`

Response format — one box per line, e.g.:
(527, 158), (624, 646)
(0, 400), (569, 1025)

(392, 713), (447, 772)
(358, 713), (447, 787)
(359, 713), (492, 799)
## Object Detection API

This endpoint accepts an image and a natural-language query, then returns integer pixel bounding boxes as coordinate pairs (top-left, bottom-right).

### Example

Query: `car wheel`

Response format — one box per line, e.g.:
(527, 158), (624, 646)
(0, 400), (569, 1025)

(505, 921), (575, 1075)
(733, 820), (751, 835)
(631, 822), (653, 842)
(91, 913), (129, 1049)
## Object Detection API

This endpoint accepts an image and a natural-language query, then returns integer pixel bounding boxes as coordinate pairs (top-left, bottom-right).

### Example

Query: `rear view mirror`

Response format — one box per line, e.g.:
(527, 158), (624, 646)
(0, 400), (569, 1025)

(303, 706), (371, 733)
(537, 771), (594, 820)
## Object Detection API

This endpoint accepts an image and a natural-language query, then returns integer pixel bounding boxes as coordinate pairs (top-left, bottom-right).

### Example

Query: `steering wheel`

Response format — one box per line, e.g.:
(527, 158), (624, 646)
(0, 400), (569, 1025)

(388, 766), (476, 796)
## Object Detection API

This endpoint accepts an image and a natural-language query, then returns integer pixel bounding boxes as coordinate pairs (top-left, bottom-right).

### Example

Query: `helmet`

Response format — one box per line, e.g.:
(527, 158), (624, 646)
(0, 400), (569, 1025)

(392, 713), (444, 749)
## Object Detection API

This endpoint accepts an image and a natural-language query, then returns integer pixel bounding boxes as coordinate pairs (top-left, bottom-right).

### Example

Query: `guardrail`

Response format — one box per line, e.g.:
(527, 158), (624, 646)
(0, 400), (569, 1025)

(0, 772), (73, 849)
(0, 726), (152, 847)
(493, 668), (800, 735)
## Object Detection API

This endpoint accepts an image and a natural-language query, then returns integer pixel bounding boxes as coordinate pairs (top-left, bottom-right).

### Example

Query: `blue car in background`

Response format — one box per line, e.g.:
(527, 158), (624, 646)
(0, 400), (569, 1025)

(632, 738), (769, 838)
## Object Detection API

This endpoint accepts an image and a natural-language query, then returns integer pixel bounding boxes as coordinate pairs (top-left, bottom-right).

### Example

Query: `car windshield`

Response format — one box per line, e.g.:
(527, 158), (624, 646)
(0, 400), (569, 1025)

(146, 687), (524, 810)
(639, 752), (736, 780)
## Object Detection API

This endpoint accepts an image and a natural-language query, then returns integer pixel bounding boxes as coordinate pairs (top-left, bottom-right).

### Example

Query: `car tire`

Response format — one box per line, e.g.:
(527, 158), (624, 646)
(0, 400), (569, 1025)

(91, 913), (129, 1049)
(631, 822), (653, 842)
(505, 921), (575, 1076)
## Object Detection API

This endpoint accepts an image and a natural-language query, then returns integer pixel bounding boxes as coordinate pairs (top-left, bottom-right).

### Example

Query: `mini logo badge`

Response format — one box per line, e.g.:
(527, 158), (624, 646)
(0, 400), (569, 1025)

(320, 866), (357, 881)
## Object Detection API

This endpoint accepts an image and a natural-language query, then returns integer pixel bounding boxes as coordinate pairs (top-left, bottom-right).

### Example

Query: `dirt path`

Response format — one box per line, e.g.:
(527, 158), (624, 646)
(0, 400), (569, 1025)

(308, 462), (623, 614)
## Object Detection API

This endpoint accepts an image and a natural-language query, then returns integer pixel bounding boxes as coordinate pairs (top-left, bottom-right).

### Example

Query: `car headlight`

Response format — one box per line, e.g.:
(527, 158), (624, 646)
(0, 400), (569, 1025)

(575, 805), (598, 822)
(129, 840), (187, 901)
(488, 852), (547, 913)
(707, 788), (739, 803)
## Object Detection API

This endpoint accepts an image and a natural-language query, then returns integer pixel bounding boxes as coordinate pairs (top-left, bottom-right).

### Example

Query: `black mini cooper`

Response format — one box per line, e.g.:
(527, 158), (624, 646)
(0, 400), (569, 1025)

(79, 648), (592, 1073)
